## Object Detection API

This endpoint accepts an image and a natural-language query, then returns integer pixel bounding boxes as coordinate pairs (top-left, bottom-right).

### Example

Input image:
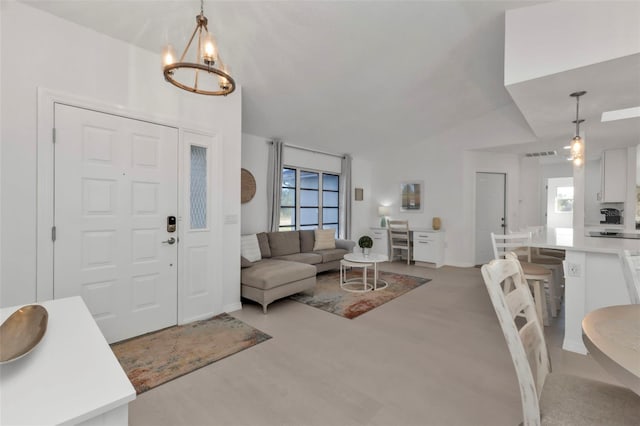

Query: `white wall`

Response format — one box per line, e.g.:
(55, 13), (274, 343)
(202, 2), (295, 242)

(241, 134), (270, 234)
(505, 1), (640, 85)
(0, 2), (241, 310)
(518, 157), (541, 228)
(350, 156), (374, 244)
(0, 2), (3, 295)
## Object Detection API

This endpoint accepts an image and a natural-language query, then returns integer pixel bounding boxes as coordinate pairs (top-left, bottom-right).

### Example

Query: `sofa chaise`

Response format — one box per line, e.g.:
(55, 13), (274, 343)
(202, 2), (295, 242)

(241, 230), (356, 313)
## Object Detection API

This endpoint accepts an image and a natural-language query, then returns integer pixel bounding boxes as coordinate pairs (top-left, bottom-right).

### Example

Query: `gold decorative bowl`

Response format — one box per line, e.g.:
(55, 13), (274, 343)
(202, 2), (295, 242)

(0, 305), (48, 364)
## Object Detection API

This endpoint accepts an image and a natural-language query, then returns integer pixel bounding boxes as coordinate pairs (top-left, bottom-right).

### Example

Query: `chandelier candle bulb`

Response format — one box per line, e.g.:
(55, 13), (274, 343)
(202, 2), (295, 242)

(201, 32), (217, 65)
(162, 44), (176, 68)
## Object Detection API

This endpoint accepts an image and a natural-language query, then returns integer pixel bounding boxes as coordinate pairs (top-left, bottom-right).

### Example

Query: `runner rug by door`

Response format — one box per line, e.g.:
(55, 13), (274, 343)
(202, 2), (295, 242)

(290, 270), (430, 319)
(111, 313), (270, 394)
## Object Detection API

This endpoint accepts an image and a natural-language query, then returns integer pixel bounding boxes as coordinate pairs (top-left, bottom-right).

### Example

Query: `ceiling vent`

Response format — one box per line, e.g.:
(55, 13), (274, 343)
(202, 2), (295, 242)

(524, 150), (557, 158)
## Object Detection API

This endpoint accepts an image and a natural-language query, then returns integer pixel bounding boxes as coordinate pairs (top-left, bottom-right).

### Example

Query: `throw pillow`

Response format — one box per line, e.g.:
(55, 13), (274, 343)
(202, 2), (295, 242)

(299, 230), (315, 253)
(313, 229), (336, 251)
(241, 234), (262, 262)
(256, 232), (271, 258)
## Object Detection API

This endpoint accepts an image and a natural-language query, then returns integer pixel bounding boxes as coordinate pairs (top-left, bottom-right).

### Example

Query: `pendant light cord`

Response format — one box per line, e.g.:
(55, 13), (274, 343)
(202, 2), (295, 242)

(575, 95), (580, 136)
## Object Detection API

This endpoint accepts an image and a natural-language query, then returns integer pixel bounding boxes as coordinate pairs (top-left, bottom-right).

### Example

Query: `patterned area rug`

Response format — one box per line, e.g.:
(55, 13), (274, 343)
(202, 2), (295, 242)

(290, 270), (430, 319)
(111, 313), (271, 394)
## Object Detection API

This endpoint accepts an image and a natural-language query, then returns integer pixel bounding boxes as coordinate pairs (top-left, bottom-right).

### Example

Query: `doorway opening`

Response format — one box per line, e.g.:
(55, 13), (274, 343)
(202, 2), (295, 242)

(546, 177), (574, 228)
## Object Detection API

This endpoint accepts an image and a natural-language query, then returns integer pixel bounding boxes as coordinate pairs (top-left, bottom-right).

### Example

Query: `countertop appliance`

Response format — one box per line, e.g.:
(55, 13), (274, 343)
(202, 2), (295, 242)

(600, 208), (622, 224)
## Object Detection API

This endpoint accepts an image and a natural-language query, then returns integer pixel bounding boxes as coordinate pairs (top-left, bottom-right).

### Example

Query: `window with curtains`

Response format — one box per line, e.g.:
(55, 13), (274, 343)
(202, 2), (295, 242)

(279, 167), (340, 236)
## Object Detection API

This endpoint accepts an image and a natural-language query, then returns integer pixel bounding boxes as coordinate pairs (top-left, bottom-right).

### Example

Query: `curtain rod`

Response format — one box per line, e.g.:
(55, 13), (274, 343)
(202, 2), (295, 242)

(268, 140), (346, 159)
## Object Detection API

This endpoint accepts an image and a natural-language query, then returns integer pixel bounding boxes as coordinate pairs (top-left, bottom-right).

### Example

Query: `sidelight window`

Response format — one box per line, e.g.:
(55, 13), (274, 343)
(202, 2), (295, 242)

(190, 145), (207, 229)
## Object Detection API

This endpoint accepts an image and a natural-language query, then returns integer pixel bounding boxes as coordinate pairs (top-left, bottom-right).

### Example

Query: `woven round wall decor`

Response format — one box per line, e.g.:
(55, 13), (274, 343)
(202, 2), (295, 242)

(241, 168), (257, 204)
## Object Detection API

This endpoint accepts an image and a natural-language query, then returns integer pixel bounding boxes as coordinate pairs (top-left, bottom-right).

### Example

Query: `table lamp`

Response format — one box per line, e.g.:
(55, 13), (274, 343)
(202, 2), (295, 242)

(378, 206), (391, 227)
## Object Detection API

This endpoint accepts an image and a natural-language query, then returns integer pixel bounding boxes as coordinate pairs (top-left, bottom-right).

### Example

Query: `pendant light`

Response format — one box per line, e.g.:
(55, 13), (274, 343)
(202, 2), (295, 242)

(569, 91), (586, 166)
(162, 0), (235, 96)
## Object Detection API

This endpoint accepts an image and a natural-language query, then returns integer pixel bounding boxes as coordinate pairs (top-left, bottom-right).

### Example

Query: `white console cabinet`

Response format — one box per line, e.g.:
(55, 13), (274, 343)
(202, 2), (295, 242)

(412, 229), (445, 268)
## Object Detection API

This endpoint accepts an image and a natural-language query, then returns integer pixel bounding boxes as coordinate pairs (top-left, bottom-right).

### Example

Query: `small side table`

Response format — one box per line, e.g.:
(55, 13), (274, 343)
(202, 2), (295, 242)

(340, 259), (373, 292)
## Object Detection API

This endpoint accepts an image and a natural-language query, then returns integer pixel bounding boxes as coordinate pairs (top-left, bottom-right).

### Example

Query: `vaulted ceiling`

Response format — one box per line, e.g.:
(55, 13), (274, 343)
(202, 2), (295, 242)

(22, 1), (639, 161)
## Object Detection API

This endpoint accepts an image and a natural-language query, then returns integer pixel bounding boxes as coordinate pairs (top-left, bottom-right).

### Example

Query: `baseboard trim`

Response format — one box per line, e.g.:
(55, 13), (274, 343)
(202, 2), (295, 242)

(224, 302), (243, 313)
(179, 311), (217, 325)
(446, 262), (476, 268)
(563, 339), (588, 355)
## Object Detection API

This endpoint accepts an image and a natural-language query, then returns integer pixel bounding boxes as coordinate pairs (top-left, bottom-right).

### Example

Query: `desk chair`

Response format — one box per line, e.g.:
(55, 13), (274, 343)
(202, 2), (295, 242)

(481, 254), (640, 426)
(388, 220), (411, 265)
(491, 232), (554, 326)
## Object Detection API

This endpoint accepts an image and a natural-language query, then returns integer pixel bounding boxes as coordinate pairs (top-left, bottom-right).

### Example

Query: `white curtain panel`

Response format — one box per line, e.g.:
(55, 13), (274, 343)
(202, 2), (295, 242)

(266, 140), (284, 232)
(340, 154), (352, 240)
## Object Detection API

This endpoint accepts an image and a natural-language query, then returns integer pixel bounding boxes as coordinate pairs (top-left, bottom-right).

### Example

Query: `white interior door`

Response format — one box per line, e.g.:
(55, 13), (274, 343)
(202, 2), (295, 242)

(475, 172), (506, 265)
(546, 177), (574, 228)
(53, 103), (179, 343)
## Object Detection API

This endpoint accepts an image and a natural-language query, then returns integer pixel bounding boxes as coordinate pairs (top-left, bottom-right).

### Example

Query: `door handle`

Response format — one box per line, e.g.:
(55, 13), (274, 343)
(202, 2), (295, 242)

(162, 237), (176, 245)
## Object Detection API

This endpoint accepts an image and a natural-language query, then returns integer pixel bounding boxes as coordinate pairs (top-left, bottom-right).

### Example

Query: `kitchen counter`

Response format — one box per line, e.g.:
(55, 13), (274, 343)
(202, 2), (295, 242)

(527, 228), (639, 354)
(529, 227), (640, 254)
(0, 297), (135, 425)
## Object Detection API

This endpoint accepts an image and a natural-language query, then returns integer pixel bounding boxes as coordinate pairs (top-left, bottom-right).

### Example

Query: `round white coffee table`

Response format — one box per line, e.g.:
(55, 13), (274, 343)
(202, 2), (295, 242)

(342, 252), (389, 291)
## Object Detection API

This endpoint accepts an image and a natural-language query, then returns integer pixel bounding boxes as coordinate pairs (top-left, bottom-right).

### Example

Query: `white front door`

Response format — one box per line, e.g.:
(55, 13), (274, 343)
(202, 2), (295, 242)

(53, 103), (179, 343)
(475, 172), (506, 265)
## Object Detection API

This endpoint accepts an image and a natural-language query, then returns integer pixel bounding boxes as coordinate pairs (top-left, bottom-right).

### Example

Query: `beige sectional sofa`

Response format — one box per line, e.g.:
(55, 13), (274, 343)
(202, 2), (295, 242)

(241, 230), (355, 313)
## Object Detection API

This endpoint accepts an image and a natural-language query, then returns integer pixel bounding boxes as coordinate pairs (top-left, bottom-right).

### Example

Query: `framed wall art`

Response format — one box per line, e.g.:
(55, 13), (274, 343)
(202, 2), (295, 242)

(400, 181), (423, 212)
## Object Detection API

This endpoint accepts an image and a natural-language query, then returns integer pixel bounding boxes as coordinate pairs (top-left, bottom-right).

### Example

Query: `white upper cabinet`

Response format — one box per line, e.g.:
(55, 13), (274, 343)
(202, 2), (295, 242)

(601, 148), (628, 203)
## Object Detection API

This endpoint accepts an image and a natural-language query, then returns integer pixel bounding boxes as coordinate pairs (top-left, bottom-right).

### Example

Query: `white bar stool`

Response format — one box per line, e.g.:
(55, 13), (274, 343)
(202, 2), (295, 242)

(340, 259), (373, 293)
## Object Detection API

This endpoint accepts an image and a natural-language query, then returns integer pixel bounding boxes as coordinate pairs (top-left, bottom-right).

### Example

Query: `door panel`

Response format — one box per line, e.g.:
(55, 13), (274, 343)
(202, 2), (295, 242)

(475, 172), (506, 265)
(54, 103), (178, 343)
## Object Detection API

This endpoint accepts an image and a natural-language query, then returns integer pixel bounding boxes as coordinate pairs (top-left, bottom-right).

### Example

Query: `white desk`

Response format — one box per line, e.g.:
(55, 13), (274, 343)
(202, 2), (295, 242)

(370, 227), (445, 268)
(0, 297), (135, 425)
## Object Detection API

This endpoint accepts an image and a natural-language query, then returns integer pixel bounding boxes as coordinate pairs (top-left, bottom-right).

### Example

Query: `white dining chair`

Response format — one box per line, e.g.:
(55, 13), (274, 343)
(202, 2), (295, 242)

(481, 254), (640, 426)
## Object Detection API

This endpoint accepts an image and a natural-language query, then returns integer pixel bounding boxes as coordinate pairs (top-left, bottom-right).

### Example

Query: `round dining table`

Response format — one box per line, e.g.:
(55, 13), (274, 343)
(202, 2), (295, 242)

(582, 304), (640, 396)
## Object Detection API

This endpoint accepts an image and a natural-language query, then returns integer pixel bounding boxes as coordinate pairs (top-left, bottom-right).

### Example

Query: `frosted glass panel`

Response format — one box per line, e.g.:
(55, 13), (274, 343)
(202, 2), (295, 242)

(190, 145), (207, 229)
